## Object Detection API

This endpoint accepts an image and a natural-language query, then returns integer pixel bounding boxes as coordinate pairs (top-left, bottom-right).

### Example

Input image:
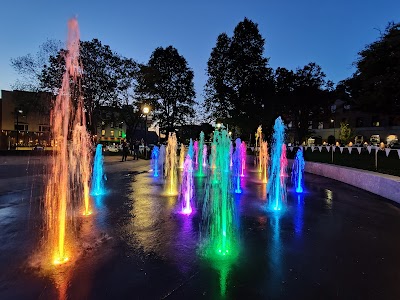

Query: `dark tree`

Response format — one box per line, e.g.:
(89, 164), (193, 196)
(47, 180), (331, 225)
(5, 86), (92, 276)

(340, 22), (400, 113)
(205, 18), (273, 134)
(40, 38), (138, 134)
(135, 46), (196, 134)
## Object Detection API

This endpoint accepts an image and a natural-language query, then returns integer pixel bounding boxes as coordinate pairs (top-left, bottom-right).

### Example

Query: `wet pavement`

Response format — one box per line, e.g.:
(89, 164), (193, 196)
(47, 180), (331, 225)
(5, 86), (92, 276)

(0, 155), (400, 299)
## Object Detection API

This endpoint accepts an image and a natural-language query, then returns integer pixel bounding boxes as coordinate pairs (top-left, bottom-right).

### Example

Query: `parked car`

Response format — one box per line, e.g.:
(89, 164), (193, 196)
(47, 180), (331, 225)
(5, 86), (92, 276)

(370, 135), (380, 146)
(354, 135), (364, 147)
(386, 134), (398, 147)
(106, 145), (120, 152)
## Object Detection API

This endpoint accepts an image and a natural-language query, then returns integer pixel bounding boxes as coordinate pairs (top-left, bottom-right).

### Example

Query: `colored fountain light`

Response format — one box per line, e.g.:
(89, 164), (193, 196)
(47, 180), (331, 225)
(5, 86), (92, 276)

(233, 138), (242, 193)
(240, 141), (246, 177)
(179, 155), (194, 215)
(260, 141), (269, 183)
(292, 149), (305, 193)
(256, 125), (263, 172)
(91, 144), (106, 196)
(159, 144), (166, 178)
(197, 131), (205, 176)
(179, 143), (185, 169)
(194, 140), (199, 167)
(151, 146), (160, 177)
(44, 18), (92, 265)
(202, 145), (208, 167)
(201, 129), (239, 260)
(188, 138), (194, 160)
(165, 133), (178, 195)
(267, 117), (286, 211)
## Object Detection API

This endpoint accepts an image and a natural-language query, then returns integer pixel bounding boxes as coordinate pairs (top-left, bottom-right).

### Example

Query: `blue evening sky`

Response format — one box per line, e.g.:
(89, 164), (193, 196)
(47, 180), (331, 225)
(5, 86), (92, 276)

(1, 0), (399, 102)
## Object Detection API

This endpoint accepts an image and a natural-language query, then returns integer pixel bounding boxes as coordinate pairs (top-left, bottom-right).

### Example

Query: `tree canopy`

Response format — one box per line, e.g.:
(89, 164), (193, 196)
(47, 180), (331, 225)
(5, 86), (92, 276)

(135, 46), (196, 134)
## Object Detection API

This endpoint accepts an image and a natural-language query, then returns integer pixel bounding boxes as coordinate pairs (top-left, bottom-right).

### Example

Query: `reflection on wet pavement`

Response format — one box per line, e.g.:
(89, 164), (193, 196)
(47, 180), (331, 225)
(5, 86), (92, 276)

(0, 157), (400, 299)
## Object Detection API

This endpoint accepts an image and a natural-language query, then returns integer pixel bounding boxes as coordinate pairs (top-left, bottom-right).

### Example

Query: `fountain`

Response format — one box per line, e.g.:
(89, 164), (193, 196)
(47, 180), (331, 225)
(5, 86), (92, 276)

(267, 117), (286, 211)
(202, 145), (208, 168)
(159, 144), (166, 178)
(256, 125), (262, 172)
(165, 133), (178, 195)
(44, 18), (92, 265)
(91, 144), (106, 196)
(292, 149), (305, 193)
(260, 141), (269, 183)
(201, 129), (238, 258)
(188, 138), (194, 160)
(194, 140), (199, 167)
(179, 143), (185, 169)
(179, 155), (194, 215)
(233, 138), (242, 194)
(197, 132), (205, 176)
(151, 145), (160, 177)
(240, 141), (246, 177)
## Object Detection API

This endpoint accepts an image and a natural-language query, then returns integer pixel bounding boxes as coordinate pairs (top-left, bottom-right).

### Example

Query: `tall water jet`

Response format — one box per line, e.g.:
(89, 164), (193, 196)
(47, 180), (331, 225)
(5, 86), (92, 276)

(179, 155), (194, 215)
(292, 149), (305, 193)
(229, 141), (233, 168)
(151, 146), (160, 177)
(201, 129), (238, 257)
(210, 132), (218, 183)
(202, 145), (208, 168)
(197, 131), (205, 176)
(267, 117), (286, 211)
(256, 125), (262, 171)
(188, 138), (194, 160)
(165, 133), (178, 195)
(158, 144), (166, 178)
(194, 140), (199, 167)
(260, 141), (269, 183)
(240, 141), (246, 177)
(233, 138), (242, 194)
(44, 18), (92, 265)
(179, 143), (186, 169)
(91, 144), (106, 196)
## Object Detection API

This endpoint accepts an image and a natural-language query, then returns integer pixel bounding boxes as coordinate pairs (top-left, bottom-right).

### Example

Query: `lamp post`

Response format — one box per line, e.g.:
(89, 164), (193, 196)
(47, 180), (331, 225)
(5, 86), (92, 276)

(331, 119), (335, 163)
(16, 109), (23, 150)
(143, 106), (150, 159)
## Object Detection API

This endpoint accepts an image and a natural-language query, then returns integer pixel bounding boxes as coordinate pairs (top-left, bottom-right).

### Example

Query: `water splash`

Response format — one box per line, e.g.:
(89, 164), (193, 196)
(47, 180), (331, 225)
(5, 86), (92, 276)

(159, 144), (166, 178)
(179, 155), (194, 215)
(260, 141), (269, 183)
(292, 149), (305, 193)
(179, 144), (185, 169)
(233, 138), (242, 194)
(200, 129), (239, 259)
(194, 140), (199, 167)
(151, 146), (160, 177)
(165, 133), (178, 195)
(256, 125), (262, 172)
(91, 144), (106, 196)
(44, 18), (92, 265)
(202, 145), (208, 168)
(197, 131), (205, 176)
(267, 117), (286, 211)
(188, 138), (194, 160)
(240, 141), (246, 177)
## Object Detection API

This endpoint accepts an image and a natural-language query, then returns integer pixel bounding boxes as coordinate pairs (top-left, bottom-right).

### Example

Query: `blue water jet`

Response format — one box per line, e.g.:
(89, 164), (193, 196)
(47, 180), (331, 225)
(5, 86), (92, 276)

(233, 138), (242, 194)
(292, 149), (305, 193)
(91, 144), (106, 196)
(267, 117), (286, 211)
(151, 146), (160, 177)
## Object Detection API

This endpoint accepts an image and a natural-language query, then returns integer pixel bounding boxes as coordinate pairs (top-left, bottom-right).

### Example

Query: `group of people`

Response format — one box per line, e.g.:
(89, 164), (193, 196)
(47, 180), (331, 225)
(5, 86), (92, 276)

(120, 139), (143, 161)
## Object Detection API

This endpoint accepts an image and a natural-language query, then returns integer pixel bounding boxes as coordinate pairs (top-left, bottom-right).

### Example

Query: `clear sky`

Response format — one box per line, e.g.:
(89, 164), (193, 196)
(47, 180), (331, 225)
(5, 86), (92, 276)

(1, 0), (399, 102)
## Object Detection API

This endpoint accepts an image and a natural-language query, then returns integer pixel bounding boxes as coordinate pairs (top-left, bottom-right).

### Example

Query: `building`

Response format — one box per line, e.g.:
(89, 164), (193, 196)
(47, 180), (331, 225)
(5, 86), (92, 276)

(0, 90), (52, 150)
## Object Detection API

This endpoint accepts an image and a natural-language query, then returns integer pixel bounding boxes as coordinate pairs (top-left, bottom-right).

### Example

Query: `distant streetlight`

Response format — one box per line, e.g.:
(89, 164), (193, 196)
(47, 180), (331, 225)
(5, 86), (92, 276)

(143, 106), (150, 158)
(229, 131), (232, 136)
(16, 109), (23, 150)
(330, 119), (335, 163)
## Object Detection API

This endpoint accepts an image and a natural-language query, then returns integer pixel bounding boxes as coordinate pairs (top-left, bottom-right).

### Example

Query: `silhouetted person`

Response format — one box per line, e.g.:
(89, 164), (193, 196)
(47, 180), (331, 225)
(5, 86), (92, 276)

(121, 141), (129, 162)
(133, 140), (140, 160)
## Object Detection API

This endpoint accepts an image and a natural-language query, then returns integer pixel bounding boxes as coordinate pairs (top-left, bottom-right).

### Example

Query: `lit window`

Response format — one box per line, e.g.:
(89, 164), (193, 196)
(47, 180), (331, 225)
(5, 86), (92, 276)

(308, 121), (313, 130)
(318, 122), (324, 129)
(118, 131), (122, 137)
(101, 130), (106, 136)
(110, 122), (114, 128)
(110, 130), (114, 137)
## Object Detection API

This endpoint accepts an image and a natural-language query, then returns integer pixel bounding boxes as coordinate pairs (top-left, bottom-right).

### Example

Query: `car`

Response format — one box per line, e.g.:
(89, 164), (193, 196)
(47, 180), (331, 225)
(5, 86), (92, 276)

(32, 145), (44, 151)
(106, 145), (120, 152)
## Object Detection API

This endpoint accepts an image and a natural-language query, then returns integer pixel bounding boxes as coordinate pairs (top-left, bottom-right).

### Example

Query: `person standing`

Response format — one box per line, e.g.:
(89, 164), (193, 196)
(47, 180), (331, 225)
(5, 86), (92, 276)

(133, 140), (140, 160)
(121, 140), (129, 162)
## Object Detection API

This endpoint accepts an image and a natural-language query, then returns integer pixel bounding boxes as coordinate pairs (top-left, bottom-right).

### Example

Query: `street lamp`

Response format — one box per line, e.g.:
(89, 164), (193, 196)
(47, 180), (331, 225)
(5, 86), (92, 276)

(331, 119), (335, 163)
(143, 106), (150, 158)
(16, 109), (23, 150)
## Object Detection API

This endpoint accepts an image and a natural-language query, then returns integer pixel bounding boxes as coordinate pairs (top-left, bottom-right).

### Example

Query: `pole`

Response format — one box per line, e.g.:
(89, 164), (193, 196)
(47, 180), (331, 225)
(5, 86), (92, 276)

(144, 114), (148, 159)
(375, 147), (378, 171)
(16, 112), (19, 150)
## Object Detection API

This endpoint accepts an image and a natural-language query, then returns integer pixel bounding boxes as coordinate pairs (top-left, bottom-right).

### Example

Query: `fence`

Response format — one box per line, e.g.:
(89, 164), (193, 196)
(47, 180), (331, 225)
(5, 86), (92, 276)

(285, 145), (400, 177)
